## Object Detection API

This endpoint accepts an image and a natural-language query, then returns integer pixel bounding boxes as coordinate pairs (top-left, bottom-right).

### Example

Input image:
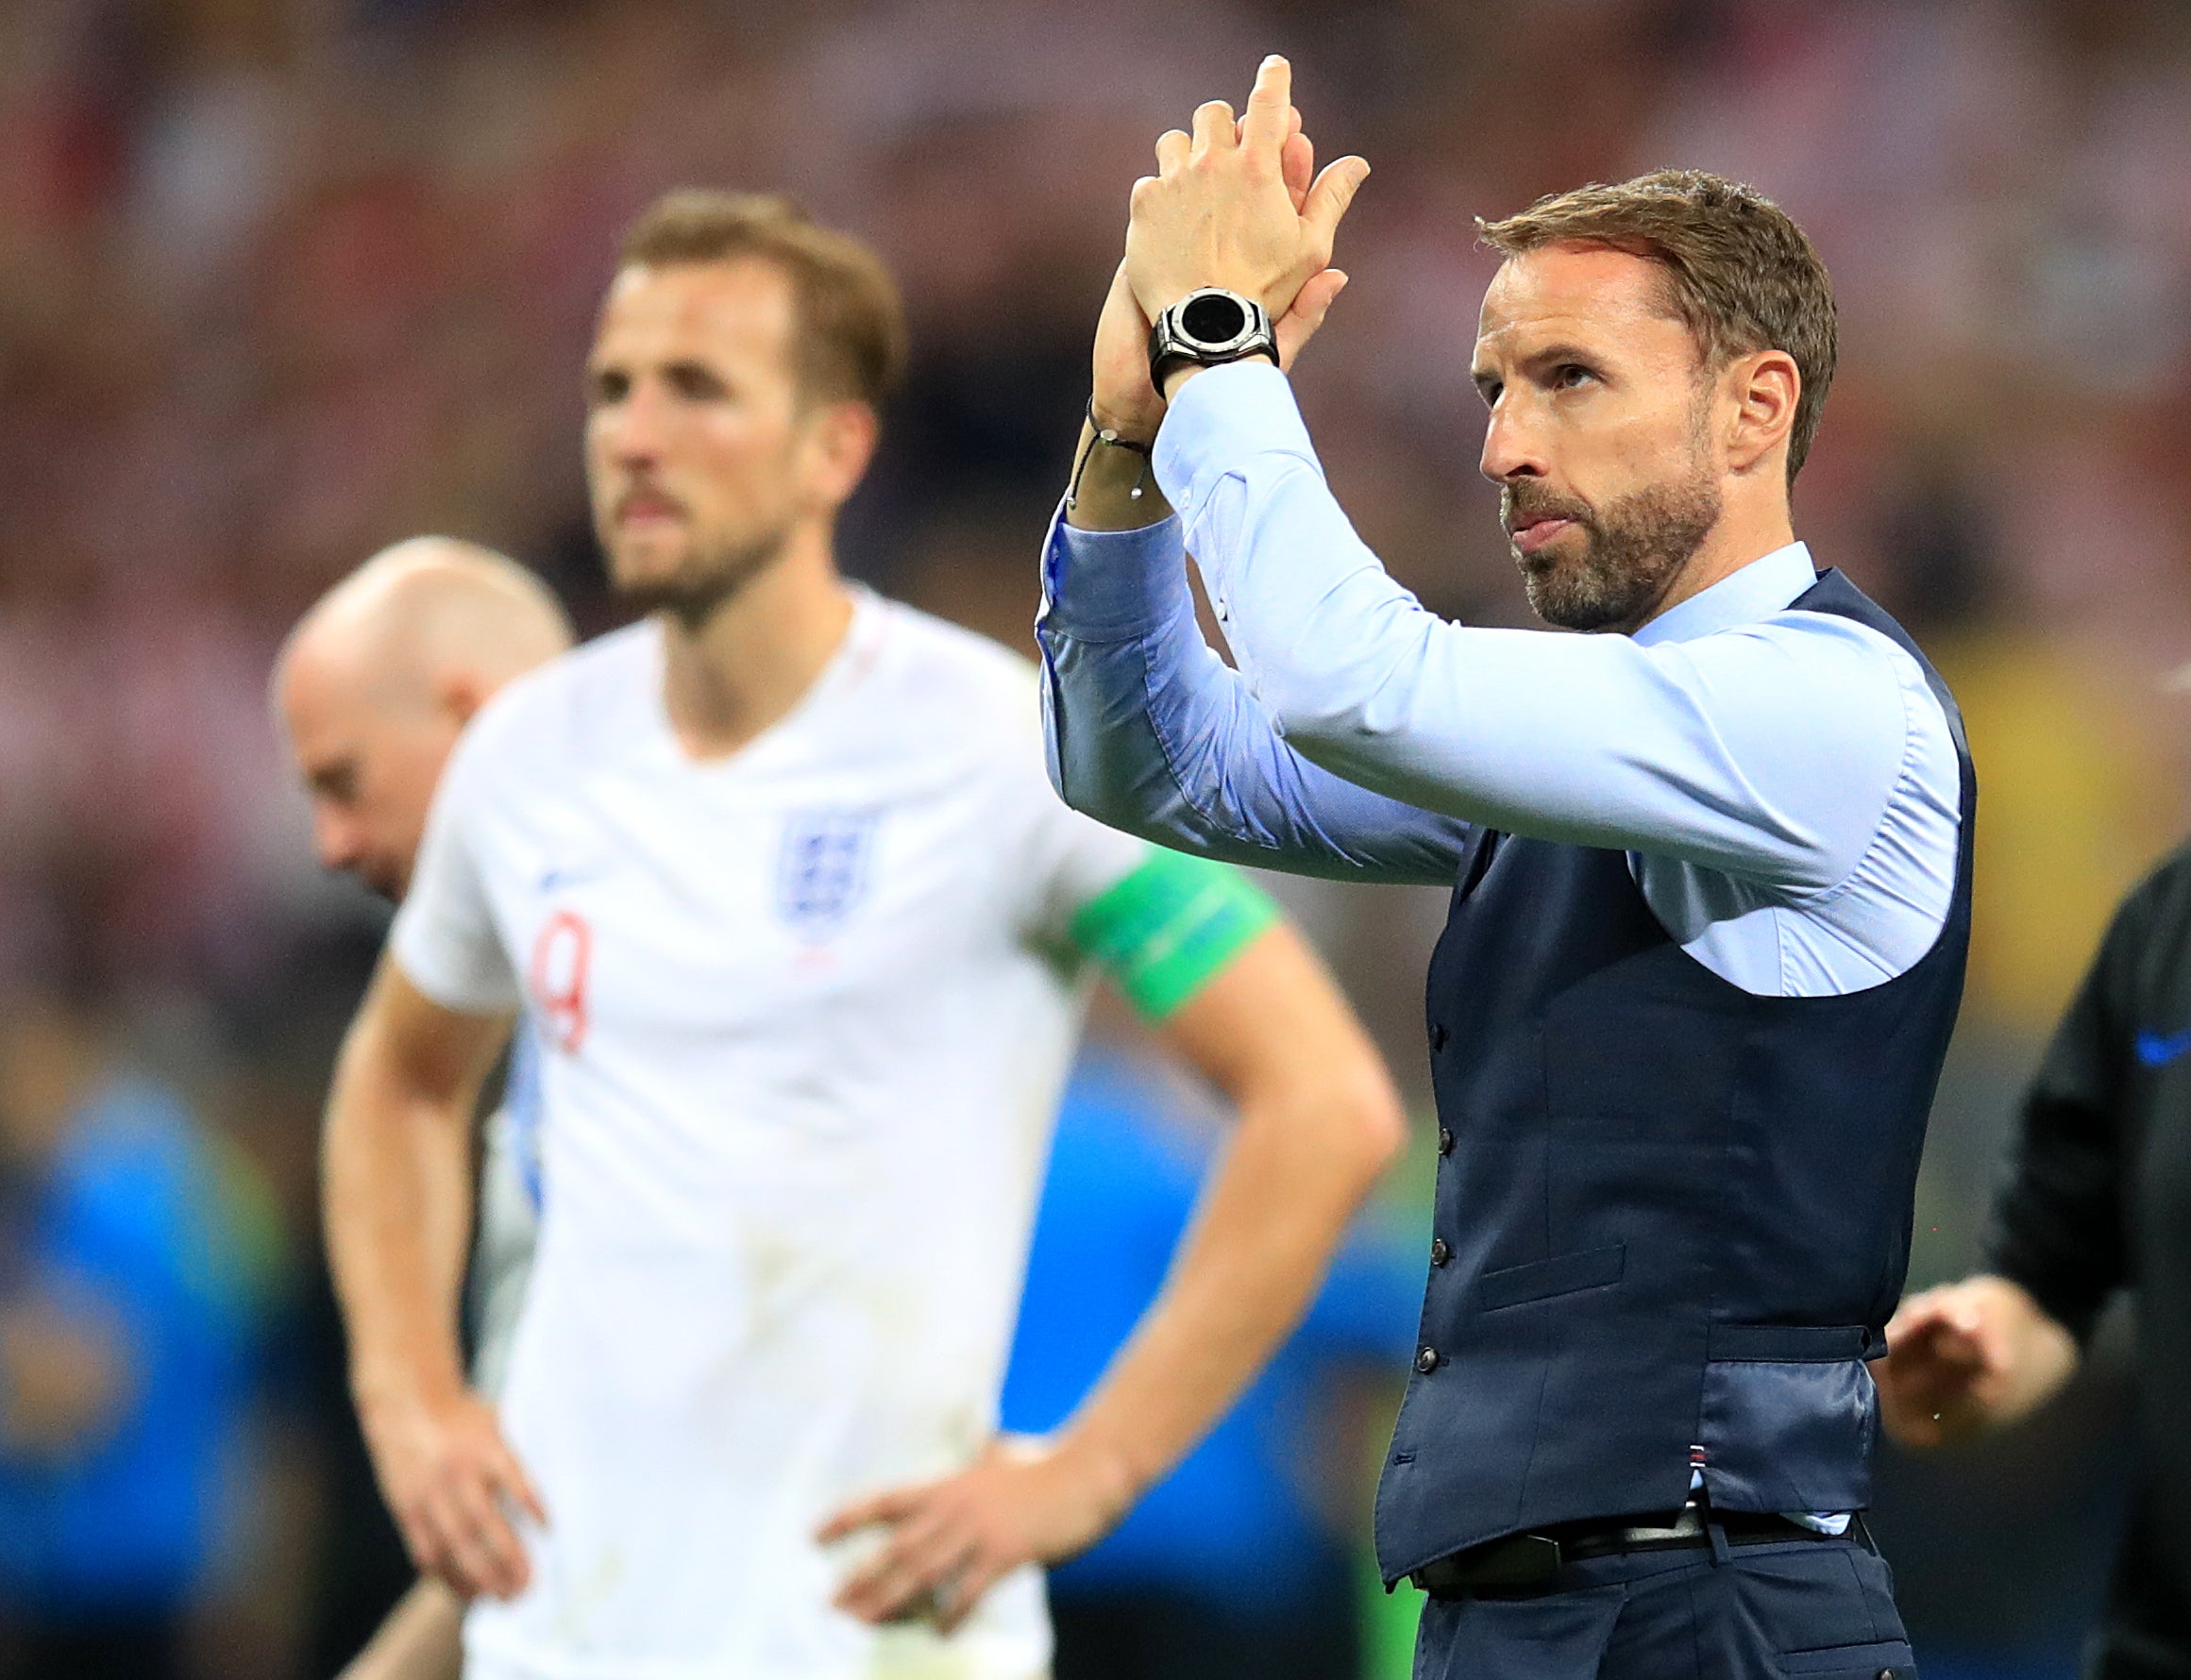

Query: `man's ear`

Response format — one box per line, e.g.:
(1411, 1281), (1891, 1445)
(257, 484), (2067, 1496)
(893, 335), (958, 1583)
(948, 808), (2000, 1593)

(1725, 349), (1799, 478)
(800, 399), (882, 510)
(438, 671), (487, 727)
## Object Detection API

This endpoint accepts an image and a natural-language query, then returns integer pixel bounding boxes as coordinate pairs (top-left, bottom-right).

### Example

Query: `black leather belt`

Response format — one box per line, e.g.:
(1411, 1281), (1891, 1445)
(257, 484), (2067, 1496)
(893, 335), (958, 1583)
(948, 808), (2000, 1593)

(1410, 1508), (1869, 1598)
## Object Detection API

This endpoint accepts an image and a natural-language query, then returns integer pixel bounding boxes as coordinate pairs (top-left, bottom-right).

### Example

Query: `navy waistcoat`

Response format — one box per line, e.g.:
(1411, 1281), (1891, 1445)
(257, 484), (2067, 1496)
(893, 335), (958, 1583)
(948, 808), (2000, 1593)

(1374, 567), (1976, 1584)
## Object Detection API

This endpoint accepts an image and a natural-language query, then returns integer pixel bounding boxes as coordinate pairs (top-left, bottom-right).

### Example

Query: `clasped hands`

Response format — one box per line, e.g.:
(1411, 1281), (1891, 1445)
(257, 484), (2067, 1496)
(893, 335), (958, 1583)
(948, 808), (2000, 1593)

(1093, 55), (1371, 443)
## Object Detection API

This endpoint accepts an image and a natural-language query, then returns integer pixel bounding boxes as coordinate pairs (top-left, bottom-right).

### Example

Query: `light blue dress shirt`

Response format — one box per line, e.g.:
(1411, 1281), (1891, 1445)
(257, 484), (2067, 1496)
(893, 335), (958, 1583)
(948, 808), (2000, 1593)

(1037, 360), (1963, 999)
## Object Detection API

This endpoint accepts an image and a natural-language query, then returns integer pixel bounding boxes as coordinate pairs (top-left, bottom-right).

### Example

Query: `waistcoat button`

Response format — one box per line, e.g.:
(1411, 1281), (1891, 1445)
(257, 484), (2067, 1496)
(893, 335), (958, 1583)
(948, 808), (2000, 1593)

(1438, 1127), (1454, 1156)
(1428, 1022), (1447, 1050)
(1415, 1345), (1441, 1374)
(1430, 1236), (1451, 1267)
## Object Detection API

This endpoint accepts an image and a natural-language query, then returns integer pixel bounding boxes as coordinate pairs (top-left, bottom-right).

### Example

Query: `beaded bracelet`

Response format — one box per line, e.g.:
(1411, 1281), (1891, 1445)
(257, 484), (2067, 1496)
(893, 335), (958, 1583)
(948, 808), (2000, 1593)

(1065, 399), (1154, 512)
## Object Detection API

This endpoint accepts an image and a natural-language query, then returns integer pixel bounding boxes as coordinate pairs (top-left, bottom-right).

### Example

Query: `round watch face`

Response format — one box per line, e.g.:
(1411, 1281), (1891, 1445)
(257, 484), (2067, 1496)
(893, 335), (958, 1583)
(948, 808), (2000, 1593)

(1179, 291), (1250, 346)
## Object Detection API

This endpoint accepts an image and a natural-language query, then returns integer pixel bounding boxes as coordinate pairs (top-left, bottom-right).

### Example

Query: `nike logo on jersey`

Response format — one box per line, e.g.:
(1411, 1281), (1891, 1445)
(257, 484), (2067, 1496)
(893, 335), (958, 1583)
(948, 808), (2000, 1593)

(538, 863), (610, 893)
(2136, 1027), (2191, 1067)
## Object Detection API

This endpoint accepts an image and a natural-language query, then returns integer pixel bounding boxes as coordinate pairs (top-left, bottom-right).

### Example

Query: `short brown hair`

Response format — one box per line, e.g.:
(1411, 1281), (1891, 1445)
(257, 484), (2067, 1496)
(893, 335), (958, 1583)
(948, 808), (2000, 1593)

(617, 190), (909, 410)
(1477, 170), (1836, 484)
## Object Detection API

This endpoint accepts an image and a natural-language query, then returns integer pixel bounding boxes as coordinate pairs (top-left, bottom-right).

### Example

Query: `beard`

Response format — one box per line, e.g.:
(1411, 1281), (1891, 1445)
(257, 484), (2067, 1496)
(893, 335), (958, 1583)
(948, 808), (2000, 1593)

(609, 525), (793, 632)
(1504, 462), (1722, 633)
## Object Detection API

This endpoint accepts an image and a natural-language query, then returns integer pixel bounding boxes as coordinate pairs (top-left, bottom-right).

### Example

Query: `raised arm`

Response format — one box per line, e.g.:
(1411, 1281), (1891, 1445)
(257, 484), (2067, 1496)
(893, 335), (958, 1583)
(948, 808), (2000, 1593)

(1038, 130), (1467, 886)
(324, 956), (541, 1601)
(1150, 363), (1934, 887)
(1038, 498), (1471, 883)
(1108, 59), (1944, 898)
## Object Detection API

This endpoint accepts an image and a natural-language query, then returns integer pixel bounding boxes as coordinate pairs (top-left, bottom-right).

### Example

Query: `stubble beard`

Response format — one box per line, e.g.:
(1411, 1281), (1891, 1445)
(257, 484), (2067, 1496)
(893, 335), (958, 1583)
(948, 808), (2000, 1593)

(1508, 462), (1723, 634)
(610, 525), (793, 633)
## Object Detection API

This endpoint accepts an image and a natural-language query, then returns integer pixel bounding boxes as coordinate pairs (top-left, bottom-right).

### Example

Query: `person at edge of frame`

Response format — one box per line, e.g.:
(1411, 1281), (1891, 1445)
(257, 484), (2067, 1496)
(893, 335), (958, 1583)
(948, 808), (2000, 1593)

(1879, 827), (2191, 1680)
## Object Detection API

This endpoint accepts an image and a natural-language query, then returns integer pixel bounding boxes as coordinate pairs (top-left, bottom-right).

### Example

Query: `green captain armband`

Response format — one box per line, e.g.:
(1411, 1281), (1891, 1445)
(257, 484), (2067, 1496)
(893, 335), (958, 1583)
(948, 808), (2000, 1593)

(1070, 849), (1281, 1020)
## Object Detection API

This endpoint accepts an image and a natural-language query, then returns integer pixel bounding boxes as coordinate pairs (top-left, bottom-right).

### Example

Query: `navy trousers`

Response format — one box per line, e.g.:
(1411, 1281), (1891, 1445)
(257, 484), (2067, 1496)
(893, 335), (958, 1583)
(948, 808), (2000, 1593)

(1413, 1535), (1918, 1680)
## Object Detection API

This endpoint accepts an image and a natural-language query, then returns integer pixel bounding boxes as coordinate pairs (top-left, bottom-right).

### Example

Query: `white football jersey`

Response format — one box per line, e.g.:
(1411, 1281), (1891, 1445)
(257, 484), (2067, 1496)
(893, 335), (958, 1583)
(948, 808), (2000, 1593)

(390, 593), (1149, 1680)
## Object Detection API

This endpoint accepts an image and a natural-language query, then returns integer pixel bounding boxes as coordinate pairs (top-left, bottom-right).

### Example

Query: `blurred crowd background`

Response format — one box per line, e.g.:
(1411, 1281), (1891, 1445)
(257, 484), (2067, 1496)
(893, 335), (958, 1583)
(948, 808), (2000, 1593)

(4, 0), (2191, 1674)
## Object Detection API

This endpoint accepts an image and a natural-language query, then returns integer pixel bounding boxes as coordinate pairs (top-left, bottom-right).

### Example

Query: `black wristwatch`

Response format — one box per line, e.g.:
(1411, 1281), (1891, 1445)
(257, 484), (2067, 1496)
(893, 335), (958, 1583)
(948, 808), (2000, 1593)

(1148, 288), (1279, 388)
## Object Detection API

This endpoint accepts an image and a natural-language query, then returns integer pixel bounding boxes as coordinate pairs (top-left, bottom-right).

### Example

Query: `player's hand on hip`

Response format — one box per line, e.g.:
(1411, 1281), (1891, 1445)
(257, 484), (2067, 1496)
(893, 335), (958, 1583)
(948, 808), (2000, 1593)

(818, 1436), (1135, 1635)
(361, 1384), (547, 1601)
(1122, 56), (1368, 326)
(1878, 1274), (2079, 1448)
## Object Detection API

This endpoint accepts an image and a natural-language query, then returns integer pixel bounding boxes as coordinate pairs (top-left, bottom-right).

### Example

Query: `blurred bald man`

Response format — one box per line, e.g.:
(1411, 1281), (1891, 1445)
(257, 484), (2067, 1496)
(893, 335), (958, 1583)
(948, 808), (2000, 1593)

(275, 538), (572, 1680)
(279, 537), (573, 902)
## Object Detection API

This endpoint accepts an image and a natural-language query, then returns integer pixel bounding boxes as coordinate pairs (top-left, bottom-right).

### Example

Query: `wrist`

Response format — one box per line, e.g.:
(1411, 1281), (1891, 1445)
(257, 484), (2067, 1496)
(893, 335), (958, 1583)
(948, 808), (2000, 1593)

(1088, 395), (1161, 449)
(1048, 1425), (1142, 1523)
(1138, 275), (1270, 320)
(1161, 346), (1281, 405)
(1064, 406), (1172, 533)
(1148, 288), (1279, 399)
(352, 1354), (465, 1423)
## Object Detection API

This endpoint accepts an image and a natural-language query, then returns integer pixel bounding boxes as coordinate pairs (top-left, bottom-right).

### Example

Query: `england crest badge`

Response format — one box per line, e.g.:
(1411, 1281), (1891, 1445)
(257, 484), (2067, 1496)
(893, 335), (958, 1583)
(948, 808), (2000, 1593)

(777, 809), (879, 941)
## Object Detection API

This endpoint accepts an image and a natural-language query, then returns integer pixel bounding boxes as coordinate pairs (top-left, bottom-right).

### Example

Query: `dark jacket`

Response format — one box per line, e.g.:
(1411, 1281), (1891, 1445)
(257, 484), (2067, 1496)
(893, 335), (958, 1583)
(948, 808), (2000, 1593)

(1990, 838), (2191, 1676)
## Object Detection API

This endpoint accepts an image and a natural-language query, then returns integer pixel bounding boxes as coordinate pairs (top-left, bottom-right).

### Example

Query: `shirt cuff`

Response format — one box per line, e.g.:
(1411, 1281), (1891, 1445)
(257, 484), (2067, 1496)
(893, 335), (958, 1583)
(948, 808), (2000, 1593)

(1039, 499), (1191, 645)
(1151, 359), (1321, 521)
